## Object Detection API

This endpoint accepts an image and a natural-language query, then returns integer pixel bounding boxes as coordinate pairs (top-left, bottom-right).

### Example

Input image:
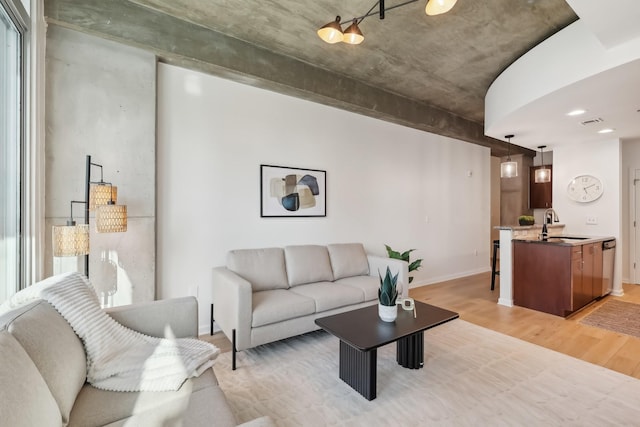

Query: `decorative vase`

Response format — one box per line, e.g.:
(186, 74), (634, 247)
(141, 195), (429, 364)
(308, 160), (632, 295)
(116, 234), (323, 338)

(378, 303), (398, 322)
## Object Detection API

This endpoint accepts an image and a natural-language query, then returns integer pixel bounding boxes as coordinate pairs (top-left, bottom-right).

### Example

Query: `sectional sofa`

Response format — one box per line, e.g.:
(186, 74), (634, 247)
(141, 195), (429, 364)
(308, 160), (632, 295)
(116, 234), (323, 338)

(0, 273), (273, 427)
(211, 243), (409, 369)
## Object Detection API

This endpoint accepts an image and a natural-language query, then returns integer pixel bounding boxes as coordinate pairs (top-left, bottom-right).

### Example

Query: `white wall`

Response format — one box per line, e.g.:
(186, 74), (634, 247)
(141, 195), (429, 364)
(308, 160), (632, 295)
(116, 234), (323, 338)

(157, 64), (492, 332)
(552, 139), (623, 294)
(621, 138), (640, 283)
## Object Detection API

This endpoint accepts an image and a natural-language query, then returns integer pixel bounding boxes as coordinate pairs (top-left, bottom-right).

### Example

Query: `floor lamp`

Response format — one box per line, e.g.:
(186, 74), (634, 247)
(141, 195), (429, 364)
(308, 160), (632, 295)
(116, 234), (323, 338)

(52, 155), (127, 277)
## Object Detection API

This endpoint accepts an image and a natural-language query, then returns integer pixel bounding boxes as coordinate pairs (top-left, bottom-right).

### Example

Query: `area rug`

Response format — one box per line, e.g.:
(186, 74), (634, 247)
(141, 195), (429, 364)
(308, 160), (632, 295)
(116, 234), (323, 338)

(580, 300), (640, 339)
(214, 319), (640, 426)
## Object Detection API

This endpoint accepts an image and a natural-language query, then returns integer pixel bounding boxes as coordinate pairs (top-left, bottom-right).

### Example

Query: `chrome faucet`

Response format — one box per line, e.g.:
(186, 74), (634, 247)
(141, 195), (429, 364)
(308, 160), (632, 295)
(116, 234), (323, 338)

(541, 208), (559, 240)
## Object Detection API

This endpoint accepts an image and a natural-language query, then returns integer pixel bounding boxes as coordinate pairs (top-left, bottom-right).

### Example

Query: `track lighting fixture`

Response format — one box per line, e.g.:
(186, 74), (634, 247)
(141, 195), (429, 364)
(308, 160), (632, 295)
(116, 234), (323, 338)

(317, 0), (458, 45)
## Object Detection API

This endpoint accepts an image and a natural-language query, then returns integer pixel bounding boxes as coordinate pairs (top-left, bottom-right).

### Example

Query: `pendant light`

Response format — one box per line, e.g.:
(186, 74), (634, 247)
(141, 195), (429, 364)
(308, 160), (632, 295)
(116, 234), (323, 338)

(343, 19), (365, 45)
(535, 145), (551, 183)
(500, 134), (518, 178)
(425, 0), (458, 16)
(317, 16), (344, 44)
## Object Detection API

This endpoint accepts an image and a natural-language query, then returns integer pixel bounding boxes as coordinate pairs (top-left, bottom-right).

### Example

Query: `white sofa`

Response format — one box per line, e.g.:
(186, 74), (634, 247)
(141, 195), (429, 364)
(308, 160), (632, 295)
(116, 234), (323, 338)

(0, 277), (273, 427)
(211, 243), (409, 369)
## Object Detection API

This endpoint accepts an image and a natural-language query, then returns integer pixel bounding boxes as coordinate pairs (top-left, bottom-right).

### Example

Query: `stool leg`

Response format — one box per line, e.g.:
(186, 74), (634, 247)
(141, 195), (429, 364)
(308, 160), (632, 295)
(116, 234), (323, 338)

(491, 243), (498, 291)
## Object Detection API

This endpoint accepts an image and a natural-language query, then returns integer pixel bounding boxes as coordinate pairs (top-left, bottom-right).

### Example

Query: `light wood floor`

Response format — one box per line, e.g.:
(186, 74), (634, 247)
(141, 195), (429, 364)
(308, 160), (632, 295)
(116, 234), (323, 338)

(203, 273), (640, 380)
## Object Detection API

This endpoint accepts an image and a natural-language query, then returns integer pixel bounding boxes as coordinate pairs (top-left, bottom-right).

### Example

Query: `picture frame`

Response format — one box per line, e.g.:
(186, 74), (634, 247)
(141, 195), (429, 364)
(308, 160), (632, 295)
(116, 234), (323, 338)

(260, 165), (326, 217)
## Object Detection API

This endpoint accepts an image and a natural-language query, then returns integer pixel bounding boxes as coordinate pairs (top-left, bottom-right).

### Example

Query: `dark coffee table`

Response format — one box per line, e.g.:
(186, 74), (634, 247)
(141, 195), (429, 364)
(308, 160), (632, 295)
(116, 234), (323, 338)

(314, 300), (458, 400)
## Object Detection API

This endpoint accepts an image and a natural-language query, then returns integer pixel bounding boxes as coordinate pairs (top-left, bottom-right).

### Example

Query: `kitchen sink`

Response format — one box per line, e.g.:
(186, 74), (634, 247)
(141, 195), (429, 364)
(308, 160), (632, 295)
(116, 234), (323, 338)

(544, 236), (590, 243)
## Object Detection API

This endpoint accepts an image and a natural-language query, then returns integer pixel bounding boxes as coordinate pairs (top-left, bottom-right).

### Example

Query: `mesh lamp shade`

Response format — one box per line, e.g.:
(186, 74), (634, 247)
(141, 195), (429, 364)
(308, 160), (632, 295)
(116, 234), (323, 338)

(535, 167), (551, 183)
(500, 161), (518, 178)
(52, 224), (90, 257)
(89, 184), (117, 211)
(96, 204), (127, 233)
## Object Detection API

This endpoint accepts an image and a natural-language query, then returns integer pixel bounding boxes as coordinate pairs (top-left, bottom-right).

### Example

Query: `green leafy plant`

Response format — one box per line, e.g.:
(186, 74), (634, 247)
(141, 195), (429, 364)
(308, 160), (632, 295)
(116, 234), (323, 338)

(518, 215), (535, 226)
(385, 245), (423, 284)
(378, 266), (399, 307)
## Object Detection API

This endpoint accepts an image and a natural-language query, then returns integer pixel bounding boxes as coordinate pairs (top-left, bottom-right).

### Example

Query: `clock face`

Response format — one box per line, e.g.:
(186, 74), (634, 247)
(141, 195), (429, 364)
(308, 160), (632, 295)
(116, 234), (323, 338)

(567, 175), (603, 203)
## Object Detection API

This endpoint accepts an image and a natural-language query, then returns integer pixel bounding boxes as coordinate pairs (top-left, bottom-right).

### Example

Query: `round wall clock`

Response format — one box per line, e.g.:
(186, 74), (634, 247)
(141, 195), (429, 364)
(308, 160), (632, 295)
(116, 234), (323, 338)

(567, 174), (603, 203)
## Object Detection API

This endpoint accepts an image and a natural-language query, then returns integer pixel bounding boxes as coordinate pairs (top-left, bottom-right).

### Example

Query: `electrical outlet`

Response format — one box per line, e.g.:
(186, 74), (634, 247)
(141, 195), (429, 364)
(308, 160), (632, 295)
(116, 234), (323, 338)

(586, 216), (598, 225)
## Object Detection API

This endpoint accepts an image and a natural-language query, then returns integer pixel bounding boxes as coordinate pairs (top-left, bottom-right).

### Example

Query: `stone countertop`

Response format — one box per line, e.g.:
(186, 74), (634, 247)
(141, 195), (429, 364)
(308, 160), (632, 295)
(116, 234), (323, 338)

(495, 224), (565, 231)
(512, 235), (615, 247)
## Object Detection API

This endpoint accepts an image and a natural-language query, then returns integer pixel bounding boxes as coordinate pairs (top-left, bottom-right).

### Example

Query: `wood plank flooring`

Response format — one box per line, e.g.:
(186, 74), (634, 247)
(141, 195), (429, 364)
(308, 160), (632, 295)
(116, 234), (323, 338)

(203, 273), (640, 380)
(410, 272), (640, 380)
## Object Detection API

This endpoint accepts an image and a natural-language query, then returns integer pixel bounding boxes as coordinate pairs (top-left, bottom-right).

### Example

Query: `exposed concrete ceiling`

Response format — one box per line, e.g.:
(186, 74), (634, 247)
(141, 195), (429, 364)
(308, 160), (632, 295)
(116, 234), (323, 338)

(44, 0), (578, 156)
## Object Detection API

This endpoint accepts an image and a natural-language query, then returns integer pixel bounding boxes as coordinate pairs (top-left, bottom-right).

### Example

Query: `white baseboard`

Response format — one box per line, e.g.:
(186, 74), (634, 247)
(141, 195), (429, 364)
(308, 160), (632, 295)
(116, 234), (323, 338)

(409, 267), (492, 288)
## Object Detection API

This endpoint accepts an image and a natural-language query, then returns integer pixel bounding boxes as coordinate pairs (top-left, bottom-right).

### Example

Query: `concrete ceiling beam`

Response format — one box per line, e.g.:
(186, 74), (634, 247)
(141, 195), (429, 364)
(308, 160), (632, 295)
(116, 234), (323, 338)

(44, 0), (534, 157)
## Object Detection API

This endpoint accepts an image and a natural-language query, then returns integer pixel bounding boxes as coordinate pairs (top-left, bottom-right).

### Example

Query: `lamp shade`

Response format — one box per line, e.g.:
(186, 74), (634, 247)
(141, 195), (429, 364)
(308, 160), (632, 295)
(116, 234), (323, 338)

(343, 20), (364, 45)
(317, 16), (344, 44)
(90, 184), (117, 211)
(52, 224), (90, 257)
(96, 204), (127, 233)
(500, 161), (518, 178)
(535, 167), (551, 183)
(425, 0), (458, 15)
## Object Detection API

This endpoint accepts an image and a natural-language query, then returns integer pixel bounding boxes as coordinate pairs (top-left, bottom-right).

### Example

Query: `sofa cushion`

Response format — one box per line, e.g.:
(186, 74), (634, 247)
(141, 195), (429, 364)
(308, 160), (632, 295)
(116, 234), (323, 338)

(0, 330), (62, 427)
(289, 282), (364, 312)
(284, 245), (334, 287)
(327, 243), (370, 280)
(334, 275), (381, 301)
(252, 289), (316, 327)
(4, 300), (86, 425)
(227, 248), (289, 292)
(69, 368), (235, 427)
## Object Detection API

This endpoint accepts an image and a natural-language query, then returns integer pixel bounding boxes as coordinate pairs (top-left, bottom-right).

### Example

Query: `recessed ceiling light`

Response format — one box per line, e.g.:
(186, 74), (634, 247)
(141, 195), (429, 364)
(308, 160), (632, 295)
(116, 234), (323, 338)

(597, 128), (615, 134)
(567, 109), (587, 116)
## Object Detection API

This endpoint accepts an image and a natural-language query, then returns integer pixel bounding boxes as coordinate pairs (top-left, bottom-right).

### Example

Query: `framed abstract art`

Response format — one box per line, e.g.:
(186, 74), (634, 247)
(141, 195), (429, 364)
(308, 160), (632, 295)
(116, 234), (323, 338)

(260, 165), (326, 217)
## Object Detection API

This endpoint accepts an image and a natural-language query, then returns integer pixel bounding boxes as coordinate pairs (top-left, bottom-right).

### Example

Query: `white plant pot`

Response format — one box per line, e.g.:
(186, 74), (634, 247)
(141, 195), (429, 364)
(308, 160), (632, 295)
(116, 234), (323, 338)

(378, 303), (398, 322)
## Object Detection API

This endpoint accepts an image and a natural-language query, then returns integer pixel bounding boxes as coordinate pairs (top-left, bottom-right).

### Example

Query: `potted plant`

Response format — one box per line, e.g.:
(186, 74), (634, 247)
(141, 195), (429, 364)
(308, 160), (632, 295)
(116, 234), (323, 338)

(385, 245), (423, 284)
(518, 215), (535, 226)
(378, 266), (399, 322)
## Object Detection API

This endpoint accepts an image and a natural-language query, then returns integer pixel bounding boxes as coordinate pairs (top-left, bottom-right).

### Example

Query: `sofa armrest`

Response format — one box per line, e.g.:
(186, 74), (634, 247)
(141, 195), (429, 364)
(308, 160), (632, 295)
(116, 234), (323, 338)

(367, 255), (410, 298)
(212, 267), (253, 351)
(105, 297), (198, 338)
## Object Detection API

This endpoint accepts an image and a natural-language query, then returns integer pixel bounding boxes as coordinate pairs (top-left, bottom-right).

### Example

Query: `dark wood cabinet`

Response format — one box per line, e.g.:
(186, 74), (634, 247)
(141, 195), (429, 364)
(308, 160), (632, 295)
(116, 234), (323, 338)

(530, 165), (552, 209)
(513, 240), (603, 317)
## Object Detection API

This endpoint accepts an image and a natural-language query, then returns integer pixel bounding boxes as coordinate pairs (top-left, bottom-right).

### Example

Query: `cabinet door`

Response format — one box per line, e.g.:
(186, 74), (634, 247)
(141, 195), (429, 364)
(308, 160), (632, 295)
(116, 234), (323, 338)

(570, 247), (583, 311)
(530, 165), (553, 209)
(581, 244), (595, 308)
(591, 243), (603, 298)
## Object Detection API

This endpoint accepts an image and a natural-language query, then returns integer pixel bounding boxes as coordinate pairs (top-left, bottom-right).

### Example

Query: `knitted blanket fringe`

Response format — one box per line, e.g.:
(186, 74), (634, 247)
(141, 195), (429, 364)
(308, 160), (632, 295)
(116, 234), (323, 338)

(1, 272), (219, 392)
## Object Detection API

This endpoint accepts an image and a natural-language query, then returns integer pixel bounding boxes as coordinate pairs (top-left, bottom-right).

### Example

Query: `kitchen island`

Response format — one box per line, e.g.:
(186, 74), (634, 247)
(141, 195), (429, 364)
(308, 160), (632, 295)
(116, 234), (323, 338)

(495, 224), (565, 308)
(512, 236), (615, 317)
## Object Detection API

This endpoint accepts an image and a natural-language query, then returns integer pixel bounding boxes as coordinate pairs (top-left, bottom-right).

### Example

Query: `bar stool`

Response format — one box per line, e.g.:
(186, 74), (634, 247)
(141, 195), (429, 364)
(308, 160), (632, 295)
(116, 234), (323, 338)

(491, 239), (500, 291)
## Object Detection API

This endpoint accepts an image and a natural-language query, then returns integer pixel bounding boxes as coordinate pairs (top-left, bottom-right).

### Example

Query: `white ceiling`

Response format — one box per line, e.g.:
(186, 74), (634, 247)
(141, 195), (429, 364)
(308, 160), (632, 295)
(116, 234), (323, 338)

(486, 1), (640, 151)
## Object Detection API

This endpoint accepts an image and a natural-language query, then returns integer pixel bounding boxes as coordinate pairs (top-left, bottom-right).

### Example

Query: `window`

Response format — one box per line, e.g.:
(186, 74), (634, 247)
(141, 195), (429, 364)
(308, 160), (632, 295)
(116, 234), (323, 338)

(0, 0), (28, 303)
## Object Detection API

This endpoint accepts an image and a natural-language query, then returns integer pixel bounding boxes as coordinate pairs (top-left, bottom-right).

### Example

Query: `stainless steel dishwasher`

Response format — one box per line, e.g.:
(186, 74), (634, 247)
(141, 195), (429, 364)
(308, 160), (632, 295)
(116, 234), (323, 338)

(601, 239), (616, 296)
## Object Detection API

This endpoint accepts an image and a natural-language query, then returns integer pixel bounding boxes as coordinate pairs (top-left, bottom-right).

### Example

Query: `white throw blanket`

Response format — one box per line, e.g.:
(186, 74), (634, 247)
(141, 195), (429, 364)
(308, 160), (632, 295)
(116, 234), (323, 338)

(0, 272), (219, 392)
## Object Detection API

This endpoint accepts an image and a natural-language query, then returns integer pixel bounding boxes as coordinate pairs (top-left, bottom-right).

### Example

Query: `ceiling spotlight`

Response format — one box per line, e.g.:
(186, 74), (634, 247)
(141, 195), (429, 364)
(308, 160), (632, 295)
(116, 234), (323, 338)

(317, 16), (344, 44)
(567, 109), (586, 116)
(597, 128), (615, 134)
(318, 0), (457, 45)
(425, 0), (458, 16)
